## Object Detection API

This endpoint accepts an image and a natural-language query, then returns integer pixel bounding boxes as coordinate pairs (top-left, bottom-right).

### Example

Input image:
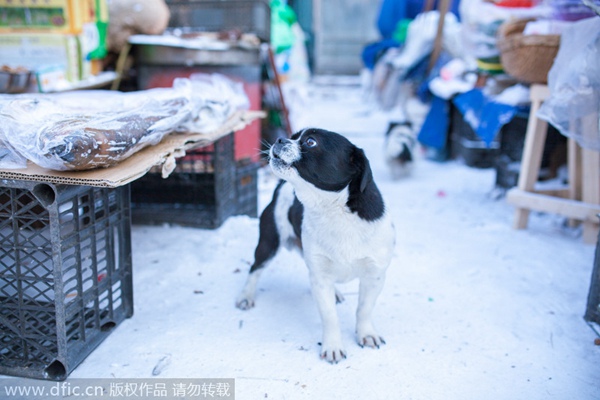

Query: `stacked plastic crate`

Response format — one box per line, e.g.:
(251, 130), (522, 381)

(0, 182), (133, 380)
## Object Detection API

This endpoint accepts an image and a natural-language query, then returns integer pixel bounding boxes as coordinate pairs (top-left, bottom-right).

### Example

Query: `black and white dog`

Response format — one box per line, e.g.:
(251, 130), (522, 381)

(236, 128), (395, 363)
(384, 121), (416, 179)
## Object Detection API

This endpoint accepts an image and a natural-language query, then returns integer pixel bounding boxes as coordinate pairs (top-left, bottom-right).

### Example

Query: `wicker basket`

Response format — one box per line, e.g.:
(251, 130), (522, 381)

(497, 18), (560, 84)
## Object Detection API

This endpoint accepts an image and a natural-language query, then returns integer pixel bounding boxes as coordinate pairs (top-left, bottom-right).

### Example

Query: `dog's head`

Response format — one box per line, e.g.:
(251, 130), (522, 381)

(269, 128), (384, 220)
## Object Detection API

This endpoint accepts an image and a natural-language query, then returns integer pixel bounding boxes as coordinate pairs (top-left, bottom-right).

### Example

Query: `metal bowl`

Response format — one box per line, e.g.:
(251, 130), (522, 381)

(0, 68), (32, 94)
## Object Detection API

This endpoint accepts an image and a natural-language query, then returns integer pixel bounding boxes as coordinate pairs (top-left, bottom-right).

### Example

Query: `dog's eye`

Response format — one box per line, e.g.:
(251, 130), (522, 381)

(305, 137), (317, 148)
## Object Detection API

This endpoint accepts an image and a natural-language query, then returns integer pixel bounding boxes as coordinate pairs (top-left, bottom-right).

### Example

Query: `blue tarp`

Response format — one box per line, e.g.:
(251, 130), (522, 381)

(418, 88), (529, 150)
(452, 89), (526, 147)
(417, 95), (450, 149)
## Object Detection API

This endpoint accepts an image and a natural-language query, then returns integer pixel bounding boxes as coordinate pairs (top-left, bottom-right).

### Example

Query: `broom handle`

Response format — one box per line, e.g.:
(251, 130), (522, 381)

(266, 45), (293, 137)
(428, 0), (452, 74)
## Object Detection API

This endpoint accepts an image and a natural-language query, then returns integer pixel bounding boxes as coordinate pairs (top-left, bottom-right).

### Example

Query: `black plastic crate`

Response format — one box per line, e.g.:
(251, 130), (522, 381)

(235, 161), (260, 218)
(0, 182), (133, 381)
(450, 104), (500, 168)
(494, 113), (530, 189)
(131, 133), (257, 228)
(585, 227), (600, 329)
(494, 114), (567, 190)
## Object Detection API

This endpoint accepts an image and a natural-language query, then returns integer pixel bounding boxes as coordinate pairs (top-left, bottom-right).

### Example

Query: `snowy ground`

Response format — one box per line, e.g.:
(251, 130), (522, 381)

(69, 79), (600, 399)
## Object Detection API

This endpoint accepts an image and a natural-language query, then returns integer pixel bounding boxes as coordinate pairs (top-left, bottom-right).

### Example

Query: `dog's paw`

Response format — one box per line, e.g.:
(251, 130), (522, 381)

(320, 346), (347, 364)
(358, 334), (386, 349)
(235, 296), (255, 310)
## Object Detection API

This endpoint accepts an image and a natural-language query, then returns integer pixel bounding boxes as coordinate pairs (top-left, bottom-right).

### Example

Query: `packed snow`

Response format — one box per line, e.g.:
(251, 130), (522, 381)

(65, 79), (599, 399)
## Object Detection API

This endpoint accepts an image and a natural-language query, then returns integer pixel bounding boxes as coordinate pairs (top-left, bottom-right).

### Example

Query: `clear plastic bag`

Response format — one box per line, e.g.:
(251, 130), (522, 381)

(181, 73), (250, 134)
(0, 88), (192, 171)
(387, 11), (462, 78)
(0, 94), (30, 169)
(537, 17), (600, 151)
(0, 74), (249, 171)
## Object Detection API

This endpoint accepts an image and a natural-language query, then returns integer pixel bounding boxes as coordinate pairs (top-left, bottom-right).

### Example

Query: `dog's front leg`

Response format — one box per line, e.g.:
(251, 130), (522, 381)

(310, 273), (346, 363)
(356, 273), (386, 349)
(236, 269), (264, 310)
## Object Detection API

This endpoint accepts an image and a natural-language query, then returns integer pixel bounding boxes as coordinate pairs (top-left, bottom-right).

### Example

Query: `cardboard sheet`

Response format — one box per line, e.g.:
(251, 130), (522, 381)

(0, 110), (264, 188)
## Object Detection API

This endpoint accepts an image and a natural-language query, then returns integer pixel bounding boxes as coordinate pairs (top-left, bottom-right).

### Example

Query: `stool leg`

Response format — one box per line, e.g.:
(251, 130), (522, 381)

(513, 102), (548, 229)
(582, 147), (600, 243)
(568, 137), (582, 202)
(567, 137), (582, 228)
(581, 113), (600, 243)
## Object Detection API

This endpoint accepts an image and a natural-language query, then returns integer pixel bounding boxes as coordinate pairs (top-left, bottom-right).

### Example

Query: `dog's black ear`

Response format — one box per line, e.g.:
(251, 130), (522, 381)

(348, 146), (384, 221)
(352, 147), (373, 193)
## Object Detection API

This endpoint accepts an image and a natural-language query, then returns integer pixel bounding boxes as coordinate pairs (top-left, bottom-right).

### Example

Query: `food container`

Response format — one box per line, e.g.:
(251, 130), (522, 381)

(0, 67), (32, 93)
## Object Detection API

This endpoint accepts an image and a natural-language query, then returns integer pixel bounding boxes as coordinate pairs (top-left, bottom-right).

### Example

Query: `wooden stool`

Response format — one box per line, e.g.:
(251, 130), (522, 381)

(506, 84), (600, 244)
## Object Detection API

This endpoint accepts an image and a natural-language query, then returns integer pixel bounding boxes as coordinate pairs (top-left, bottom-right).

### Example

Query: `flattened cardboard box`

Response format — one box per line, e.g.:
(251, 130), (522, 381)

(0, 110), (264, 188)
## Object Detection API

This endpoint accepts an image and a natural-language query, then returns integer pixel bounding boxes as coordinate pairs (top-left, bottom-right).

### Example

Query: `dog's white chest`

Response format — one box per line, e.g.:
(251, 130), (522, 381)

(302, 209), (394, 282)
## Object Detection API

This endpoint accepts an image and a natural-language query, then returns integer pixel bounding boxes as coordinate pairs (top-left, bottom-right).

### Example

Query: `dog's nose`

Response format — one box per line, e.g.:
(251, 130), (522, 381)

(271, 138), (287, 159)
